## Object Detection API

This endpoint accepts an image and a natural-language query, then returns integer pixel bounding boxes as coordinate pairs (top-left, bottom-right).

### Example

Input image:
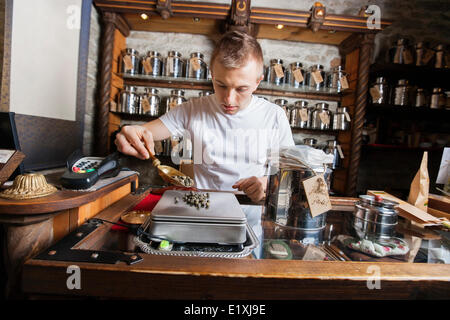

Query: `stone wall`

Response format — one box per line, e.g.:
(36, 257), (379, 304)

(82, 5), (101, 155)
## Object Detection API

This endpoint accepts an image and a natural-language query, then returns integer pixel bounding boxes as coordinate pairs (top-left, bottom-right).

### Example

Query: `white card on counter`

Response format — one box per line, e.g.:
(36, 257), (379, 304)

(0, 150), (15, 164)
(302, 174), (332, 217)
(436, 147), (450, 184)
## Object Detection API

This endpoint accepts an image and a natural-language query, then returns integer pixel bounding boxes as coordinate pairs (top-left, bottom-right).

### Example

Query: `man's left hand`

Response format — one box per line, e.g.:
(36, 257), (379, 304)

(232, 176), (268, 202)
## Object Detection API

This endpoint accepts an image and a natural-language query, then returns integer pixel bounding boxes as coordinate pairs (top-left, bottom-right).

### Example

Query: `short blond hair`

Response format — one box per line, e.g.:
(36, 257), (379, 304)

(210, 31), (264, 75)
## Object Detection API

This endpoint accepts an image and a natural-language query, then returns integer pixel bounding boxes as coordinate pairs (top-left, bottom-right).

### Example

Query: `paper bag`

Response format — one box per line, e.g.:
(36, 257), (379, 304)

(407, 152), (429, 211)
(405, 152), (429, 262)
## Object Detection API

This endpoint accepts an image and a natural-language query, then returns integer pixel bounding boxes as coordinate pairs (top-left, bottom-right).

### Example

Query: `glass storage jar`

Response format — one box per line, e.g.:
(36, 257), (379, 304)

(286, 62), (306, 88)
(268, 59), (286, 86)
(119, 86), (139, 114)
(306, 64), (326, 91)
(120, 48), (140, 75)
(140, 51), (163, 76)
(310, 102), (331, 130)
(290, 100), (309, 128)
(163, 51), (184, 78)
(274, 98), (289, 119)
(139, 88), (161, 116)
(186, 52), (207, 80)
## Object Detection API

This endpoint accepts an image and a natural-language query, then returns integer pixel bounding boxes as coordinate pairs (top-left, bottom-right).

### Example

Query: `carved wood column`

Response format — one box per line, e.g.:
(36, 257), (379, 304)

(345, 33), (375, 196)
(95, 12), (129, 156)
(226, 0), (256, 36)
(95, 12), (116, 156)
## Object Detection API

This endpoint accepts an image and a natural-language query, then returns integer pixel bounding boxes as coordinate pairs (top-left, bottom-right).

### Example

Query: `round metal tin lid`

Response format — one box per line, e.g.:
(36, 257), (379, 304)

(122, 48), (139, 55)
(358, 195), (398, 209)
(270, 58), (283, 65)
(294, 100), (308, 107)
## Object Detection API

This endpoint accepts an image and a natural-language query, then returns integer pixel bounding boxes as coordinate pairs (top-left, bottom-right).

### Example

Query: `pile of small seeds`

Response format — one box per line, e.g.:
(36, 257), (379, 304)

(172, 175), (194, 187)
(177, 191), (210, 209)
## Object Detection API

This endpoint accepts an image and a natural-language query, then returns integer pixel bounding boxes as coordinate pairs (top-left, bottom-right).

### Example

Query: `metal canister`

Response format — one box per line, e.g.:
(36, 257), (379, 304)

(186, 52), (207, 79)
(388, 38), (412, 64)
(311, 102), (331, 130)
(370, 77), (390, 104)
(324, 140), (341, 169)
(392, 79), (410, 106)
(139, 88), (161, 116)
(352, 195), (399, 240)
(414, 88), (426, 107)
(163, 51), (184, 78)
(165, 89), (187, 113)
(119, 86), (139, 114)
(274, 98), (290, 120)
(140, 51), (162, 76)
(199, 91), (213, 97)
(306, 64), (326, 91)
(332, 106), (350, 131)
(120, 48), (140, 74)
(286, 62), (306, 88)
(326, 66), (348, 93)
(290, 100), (309, 128)
(414, 42), (425, 66)
(268, 59), (285, 86)
(264, 164), (332, 245)
(303, 138), (317, 148)
(434, 44), (445, 68)
(430, 88), (446, 109)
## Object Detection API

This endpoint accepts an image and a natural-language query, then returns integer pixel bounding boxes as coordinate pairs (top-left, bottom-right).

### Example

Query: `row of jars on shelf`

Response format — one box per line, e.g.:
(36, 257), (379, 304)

(273, 99), (351, 131)
(387, 39), (448, 68)
(263, 61), (349, 93)
(370, 77), (449, 109)
(113, 85), (351, 131)
(119, 48), (350, 92)
(112, 86), (208, 116)
(120, 48), (211, 80)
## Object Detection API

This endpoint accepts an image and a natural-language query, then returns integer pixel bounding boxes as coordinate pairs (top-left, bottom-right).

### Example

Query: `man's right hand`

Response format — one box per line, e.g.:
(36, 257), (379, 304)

(114, 125), (155, 160)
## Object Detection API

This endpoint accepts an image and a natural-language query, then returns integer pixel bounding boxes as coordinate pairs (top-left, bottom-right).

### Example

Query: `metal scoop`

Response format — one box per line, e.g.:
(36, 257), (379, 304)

(148, 151), (194, 187)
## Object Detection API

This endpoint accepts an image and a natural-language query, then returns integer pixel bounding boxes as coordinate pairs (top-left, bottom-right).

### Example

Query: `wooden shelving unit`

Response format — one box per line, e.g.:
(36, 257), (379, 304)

(93, 0), (391, 196)
(121, 73), (345, 101)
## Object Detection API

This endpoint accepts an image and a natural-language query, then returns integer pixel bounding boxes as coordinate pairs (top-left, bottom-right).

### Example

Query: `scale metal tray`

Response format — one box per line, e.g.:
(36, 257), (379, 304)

(134, 223), (259, 258)
(143, 190), (248, 244)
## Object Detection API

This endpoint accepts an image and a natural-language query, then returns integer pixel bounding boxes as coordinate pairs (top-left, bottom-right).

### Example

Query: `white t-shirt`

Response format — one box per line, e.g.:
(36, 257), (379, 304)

(159, 94), (294, 190)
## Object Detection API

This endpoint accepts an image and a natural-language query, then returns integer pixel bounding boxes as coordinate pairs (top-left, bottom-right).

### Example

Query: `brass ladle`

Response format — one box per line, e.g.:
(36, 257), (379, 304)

(148, 151), (194, 187)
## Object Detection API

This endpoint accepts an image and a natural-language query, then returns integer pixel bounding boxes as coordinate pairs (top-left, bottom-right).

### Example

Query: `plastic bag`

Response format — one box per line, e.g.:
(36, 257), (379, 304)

(268, 145), (334, 171)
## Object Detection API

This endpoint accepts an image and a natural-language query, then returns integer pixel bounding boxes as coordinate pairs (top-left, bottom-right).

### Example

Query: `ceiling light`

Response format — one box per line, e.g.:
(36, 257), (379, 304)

(276, 24), (284, 30)
(140, 13), (149, 20)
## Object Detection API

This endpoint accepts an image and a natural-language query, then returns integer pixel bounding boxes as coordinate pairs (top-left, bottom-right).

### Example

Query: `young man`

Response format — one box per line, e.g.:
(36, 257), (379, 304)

(115, 31), (294, 202)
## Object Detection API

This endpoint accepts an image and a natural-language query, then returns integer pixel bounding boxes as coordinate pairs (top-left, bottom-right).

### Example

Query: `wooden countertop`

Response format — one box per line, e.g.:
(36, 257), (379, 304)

(22, 191), (450, 299)
(0, 172), (138, 215)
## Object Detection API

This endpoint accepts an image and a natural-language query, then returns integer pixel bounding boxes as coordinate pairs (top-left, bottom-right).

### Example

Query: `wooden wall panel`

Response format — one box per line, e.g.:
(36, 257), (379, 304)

(77, 183), (131, 225)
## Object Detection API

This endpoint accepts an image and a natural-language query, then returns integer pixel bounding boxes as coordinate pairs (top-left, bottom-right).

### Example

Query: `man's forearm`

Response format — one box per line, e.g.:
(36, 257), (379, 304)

(141, 118), (172, 141)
